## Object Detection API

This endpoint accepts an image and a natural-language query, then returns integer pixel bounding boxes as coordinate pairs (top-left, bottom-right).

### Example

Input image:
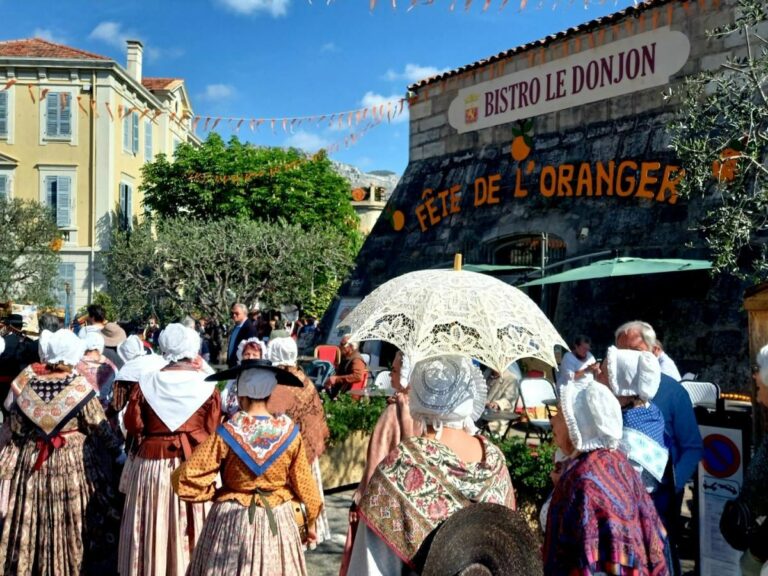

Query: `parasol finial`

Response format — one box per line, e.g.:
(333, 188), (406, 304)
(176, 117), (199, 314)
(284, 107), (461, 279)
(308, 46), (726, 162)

(454, 253), (463, 271)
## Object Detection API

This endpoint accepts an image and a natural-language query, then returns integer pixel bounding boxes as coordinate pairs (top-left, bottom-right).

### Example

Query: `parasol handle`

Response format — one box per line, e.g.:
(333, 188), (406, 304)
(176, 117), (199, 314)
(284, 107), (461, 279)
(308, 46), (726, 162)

(454, 253), (462, 271)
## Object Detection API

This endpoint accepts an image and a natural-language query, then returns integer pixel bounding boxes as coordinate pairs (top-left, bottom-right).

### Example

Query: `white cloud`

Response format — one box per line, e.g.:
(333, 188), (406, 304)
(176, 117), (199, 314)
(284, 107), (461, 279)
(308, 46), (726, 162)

(33, 28), (67, 44)
(217, 0), (290, 17)
(320, 42), (338, 53)
(384, 63), (450, 83)
(285, 131), (330, 152)
(199, 83), (237, 101)
(360, 92), (409, 124)
(88, 21), (180, 63)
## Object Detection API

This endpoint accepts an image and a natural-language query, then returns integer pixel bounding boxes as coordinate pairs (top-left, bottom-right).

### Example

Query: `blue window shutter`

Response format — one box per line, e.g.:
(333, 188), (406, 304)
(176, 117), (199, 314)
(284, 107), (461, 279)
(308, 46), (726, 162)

(46, 93), (58, 137)
(56, 176), (71, 227)
(45, 175), (56, 208)
(144, 120), (152, 161)
(0, 175), (7, 200)
(59, 94), (71, 136)
(0, 92), (7, 137)
(123, 114), (130, 151)
(126, 184), (133, 229)
(132, 112), (139, 154)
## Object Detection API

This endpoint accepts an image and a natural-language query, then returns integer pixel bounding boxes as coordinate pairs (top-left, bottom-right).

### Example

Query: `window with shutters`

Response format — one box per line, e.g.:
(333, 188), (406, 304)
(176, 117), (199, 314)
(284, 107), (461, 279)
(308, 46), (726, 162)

(144, 120), (153, 161)
(45, 175), (73, 228)
(0, 92), (8, 139)
(54, 262), (76, 308)
(119, 182), (133, 231)
(132, 112), (139, 154)
(44, 92), (71, 140)
(0, 175), (8, 200)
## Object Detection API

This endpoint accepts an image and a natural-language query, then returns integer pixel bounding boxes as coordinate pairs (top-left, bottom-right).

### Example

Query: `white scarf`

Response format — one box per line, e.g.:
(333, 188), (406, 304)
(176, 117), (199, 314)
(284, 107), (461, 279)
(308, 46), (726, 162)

(139, 369), (215, 432)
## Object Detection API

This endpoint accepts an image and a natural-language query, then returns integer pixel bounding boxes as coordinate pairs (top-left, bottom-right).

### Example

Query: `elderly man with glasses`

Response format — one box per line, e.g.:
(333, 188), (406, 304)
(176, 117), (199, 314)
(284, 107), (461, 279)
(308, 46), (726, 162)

(325, 335), (367, 398)
(226, 303), (259, 368)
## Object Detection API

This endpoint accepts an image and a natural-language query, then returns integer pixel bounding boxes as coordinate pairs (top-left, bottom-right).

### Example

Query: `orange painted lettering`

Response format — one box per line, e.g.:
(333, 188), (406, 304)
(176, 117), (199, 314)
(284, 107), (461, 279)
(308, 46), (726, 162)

(636, 162), (660, 199)
(474, 177), (488, 207)
(487, 174), (501, 204)
(575, 162), (593, 196)
(616, 160), (638, 197)
(540, 166), (556, 197)
(595, 161), (615, 196)
(657, 165), (684, 204)
(557, 164), (575, 197)
(514, 168), (528, 197)
(449, 185), (461, 213)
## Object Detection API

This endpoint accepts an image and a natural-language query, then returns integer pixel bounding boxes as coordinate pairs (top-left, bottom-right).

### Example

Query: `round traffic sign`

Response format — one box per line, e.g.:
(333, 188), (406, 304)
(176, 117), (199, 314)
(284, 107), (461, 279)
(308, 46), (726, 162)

(702, 433), (741, 479)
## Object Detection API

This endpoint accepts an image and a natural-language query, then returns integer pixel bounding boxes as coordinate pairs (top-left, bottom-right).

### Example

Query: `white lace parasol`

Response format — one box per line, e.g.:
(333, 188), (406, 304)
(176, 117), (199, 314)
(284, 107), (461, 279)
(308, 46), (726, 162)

(337, 268), (567, 373)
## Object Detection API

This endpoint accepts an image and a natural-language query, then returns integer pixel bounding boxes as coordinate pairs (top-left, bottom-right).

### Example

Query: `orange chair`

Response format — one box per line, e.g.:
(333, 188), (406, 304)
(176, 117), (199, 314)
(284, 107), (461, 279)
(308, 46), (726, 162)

(314, 345), (341, 368)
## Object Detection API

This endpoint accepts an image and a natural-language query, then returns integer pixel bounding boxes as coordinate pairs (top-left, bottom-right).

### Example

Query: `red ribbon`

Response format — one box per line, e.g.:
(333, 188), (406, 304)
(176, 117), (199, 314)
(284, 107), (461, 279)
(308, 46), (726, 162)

(34, 434), (67, 471)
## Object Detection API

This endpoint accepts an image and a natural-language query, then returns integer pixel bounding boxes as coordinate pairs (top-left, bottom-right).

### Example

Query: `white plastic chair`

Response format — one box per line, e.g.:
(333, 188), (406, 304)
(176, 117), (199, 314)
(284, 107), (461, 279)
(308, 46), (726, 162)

(519, 378), (557, 442)
(360, 353), (371, 365)
(372, 370), (392, 390)
(681, 381), (719, 407)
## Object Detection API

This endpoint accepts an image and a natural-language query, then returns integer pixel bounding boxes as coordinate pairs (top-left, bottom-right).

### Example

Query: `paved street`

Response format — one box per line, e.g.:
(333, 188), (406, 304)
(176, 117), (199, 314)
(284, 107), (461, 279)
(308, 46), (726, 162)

(305, 488), (355, 576)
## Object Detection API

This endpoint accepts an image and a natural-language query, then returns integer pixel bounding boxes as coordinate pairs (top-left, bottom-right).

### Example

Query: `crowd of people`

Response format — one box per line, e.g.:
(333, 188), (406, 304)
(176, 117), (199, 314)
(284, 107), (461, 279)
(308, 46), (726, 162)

(0, 304), (765, 575)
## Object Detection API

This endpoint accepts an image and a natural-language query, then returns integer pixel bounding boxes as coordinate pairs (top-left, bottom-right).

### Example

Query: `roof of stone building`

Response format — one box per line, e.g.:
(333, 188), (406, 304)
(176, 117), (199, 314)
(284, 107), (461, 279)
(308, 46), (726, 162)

(408, 0), (677, 90)
(0, 38), (110, 61)
(142, 77), (184, 91)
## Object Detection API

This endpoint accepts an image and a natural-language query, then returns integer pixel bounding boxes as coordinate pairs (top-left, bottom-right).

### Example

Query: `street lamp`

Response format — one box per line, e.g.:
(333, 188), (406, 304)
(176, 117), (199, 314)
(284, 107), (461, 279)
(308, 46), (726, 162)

(64, 282), (71, 328)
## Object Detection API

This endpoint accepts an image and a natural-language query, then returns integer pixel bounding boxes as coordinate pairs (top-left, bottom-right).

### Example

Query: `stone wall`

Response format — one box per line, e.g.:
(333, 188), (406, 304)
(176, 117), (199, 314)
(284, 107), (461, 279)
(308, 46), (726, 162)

(331, 0), (753, 391)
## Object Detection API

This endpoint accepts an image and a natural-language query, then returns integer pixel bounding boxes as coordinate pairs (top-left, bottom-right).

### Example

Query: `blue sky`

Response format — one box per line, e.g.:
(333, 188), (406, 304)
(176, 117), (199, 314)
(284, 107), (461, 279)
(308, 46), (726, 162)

(5, 0), (629, 173)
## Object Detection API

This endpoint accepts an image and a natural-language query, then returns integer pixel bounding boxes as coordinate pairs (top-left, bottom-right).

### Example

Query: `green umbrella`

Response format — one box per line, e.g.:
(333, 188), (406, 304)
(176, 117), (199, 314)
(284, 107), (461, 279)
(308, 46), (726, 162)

(462, 264), (535, 273)
(520, 257), (712, 287)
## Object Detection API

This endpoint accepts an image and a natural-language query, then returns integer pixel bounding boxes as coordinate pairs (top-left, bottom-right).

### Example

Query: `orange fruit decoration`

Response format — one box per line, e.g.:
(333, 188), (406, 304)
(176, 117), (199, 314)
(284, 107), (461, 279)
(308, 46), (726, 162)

(391, 210), (405, 231)
(511, 119), (534, 162)
(50, 237), (63, 252)
(711, 147), (739, 182)
(351, 188), (367, 201)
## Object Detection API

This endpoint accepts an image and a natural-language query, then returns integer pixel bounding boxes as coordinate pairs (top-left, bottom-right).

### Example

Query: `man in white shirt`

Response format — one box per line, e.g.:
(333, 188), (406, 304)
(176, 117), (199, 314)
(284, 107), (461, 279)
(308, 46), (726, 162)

(654, 340), (682, 381)
(556, 335), (597, 386)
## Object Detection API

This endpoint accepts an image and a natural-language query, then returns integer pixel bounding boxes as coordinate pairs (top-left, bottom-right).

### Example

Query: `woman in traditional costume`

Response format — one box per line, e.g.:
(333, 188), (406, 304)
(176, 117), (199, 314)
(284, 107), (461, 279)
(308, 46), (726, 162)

(172, 358), (323, 576)
(544, 380), (670, 576)
(347, 354), (516, 576)
(222, 337), (267, 419)
(110, 335), (167, 417)
(118, 324), (221, 576)
(0, 329), (123, 575)
(266, 336), (331, 545)
(77, 330), (118, 409)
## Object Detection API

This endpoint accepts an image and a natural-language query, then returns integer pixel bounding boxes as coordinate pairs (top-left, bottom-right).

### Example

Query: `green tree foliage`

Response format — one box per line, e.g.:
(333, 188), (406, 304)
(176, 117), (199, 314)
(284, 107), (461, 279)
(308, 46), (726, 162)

(141, 133), (362, 253)
(669, 0), (768, 278)
(0, 199), (61, 304)
(101, 217), (355, 324)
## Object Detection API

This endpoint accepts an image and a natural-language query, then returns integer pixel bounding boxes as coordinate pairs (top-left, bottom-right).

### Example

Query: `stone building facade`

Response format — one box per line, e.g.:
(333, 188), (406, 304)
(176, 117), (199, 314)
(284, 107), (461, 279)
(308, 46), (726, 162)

(330, 0), (756, 390)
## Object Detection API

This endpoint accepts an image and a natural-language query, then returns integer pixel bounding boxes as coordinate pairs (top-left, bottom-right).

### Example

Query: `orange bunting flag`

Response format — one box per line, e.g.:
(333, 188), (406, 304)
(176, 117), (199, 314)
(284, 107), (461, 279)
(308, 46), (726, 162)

(362, 108), (368, 121)
(141, 108), (151, 119)
(153, 110), (162, 121)
(76, 96), (88, 115)
(379, 104), (385, 118)
(192, 116), (201, 131)
(105, 103), (114, 121)
(2, 78), (17, 91)
(483, 0), (491, 10)
(204, 117), (211, 131)
(89, 98), (99, 117)
(370, 0), (376, 9)
(282, 118), (288, 133)
(40, 88), (49, 100)
(27, 84), (36, 104)
(61, 92), (70, 110)
(355, 110), (362, 124)
(211, 118), (221, 131)
(118, 104), (124, 119)
(520, 0), (527, 9)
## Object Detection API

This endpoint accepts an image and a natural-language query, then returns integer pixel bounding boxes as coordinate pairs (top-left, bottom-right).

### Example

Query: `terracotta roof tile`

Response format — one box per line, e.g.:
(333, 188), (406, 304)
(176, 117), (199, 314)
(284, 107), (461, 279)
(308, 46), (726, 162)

(142, 77), (182, 91)
(408, 0), (676, 90)
(0, 38), (110, 61)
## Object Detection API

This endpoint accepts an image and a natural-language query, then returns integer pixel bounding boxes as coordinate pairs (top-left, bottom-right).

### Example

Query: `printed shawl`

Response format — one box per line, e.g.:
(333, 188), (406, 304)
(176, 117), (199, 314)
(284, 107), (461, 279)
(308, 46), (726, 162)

(544, 449), (670, 576)
(217, 412), (298, 476)
(16, 373), (95, 439)
(358, 435), (515, 568)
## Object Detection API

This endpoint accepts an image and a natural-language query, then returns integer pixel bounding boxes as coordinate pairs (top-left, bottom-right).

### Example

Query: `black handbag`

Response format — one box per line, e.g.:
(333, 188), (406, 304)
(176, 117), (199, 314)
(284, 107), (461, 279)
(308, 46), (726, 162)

(720, 498), (752, 551)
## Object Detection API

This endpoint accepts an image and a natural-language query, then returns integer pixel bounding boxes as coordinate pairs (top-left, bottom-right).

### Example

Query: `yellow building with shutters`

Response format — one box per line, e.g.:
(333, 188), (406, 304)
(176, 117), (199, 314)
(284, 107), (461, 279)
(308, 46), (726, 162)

(0, 37), (199, 312)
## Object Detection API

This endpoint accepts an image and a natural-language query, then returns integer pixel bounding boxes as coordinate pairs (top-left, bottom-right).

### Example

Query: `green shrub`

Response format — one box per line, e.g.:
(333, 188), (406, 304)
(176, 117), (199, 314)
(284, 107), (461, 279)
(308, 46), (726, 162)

(323, 394), (387, 446)
(492, 437), (556, 509)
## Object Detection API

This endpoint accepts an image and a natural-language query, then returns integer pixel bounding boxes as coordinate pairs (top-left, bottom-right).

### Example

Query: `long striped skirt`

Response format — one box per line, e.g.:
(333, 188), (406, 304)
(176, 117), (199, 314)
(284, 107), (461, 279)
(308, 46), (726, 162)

(187, 499), (308, 576)
(118, 456), (209, 576)
(310, 459), (332, 546)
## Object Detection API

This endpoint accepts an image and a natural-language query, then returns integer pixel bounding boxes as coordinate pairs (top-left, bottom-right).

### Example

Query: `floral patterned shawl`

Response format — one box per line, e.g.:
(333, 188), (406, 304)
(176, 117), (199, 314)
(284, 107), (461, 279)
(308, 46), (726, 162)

(358, 435), (515, 568)
(217, 412), (298, 476)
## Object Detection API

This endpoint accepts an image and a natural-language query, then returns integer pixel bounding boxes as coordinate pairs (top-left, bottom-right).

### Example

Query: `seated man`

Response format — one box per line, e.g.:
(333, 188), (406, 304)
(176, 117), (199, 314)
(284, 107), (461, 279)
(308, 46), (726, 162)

(325, 335), (367, 397)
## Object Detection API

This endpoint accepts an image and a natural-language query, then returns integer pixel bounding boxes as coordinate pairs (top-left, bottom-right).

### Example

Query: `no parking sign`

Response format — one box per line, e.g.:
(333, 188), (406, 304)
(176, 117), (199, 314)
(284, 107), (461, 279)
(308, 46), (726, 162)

(697, 411), (752, 576)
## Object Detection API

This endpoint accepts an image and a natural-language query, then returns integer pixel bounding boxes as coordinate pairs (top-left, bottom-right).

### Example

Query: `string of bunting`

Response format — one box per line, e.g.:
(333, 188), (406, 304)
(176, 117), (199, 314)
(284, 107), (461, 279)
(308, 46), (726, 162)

(0, 80), (408, 135)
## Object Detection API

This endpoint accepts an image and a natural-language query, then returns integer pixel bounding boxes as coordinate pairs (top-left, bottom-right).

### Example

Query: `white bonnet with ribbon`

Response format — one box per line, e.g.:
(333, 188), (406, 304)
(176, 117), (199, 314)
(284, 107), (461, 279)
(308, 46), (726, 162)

(159, 324), (200, 362)
(605, 345), (661, 401)
(560, 380), (623, 452)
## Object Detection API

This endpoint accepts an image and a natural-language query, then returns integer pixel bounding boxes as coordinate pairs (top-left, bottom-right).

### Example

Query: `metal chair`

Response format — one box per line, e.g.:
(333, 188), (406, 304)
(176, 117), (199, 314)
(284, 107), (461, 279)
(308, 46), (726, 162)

(681, 380), (720, 407)
(519, 378), (557, 442)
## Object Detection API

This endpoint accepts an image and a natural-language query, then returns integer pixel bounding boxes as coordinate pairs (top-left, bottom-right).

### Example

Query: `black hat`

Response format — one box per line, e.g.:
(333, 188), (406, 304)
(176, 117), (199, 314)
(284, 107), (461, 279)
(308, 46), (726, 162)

(417, 503), (543, 576)
(205, 358), (303, 387)
(2, 314), (23, 329)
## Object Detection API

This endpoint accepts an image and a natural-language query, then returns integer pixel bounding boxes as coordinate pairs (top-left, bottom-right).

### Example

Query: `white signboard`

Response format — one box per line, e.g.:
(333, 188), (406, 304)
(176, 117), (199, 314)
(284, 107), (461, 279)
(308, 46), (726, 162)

(327, 297), (362, 346)
(697, 425), (745, 576)
(448, 27), (690, 133)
